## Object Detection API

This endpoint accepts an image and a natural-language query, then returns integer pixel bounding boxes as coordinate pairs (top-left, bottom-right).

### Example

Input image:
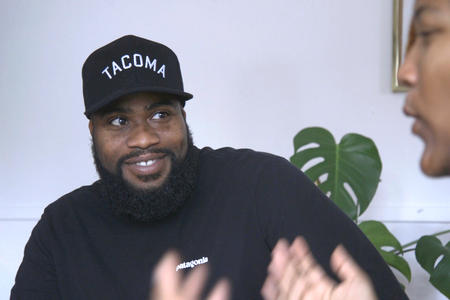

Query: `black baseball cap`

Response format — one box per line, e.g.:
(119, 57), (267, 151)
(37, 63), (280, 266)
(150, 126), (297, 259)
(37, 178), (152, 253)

(82, 35), (193, 118)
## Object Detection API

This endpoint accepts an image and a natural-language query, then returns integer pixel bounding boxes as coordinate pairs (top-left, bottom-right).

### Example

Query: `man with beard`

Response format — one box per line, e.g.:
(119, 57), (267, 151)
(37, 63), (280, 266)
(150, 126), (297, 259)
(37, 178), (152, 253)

(11, 35), (407, 300)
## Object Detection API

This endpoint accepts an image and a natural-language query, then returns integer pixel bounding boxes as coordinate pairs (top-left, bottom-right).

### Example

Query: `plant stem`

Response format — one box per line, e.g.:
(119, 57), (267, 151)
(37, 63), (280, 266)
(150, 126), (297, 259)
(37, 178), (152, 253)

(389, 229), (450, 254)
(393, 248), (416, 255)
(355, 204), (359, 224)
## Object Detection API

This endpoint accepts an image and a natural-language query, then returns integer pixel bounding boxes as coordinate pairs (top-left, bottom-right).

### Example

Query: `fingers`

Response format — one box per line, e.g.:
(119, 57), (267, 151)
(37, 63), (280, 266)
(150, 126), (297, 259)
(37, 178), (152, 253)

(261, 275), (278, 300)
(151, 250), (181, 299)
(262, 239), (291, 300)
(180, 264), (209, 300)
(288, 265), (334, 300)
(277, 257), (301, 299)
(289, 236), (310, 259)
(263, 237), (338, 300)
(291, 237), (334, 286)
(329, 245), (378, 300)
(267, 239), (290, 281)
(264, 238), (378, 300)
(330, 245), (367, 282)
(286, 238), (335, 300)
(206, 279), (231, 300)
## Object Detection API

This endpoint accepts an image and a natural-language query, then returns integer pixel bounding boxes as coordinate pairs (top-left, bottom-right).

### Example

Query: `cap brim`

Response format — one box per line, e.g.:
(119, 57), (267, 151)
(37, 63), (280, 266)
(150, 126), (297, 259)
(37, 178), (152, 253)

(84, 86), (193, 118)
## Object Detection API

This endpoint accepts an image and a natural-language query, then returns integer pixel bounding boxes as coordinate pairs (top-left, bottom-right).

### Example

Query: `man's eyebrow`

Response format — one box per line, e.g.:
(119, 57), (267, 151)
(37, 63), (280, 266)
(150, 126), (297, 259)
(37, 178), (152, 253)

(96, 99), (178, 117)
(413, 5), (439, 23)
(144, 99), (178, 111)
(96, 106), (131, 116)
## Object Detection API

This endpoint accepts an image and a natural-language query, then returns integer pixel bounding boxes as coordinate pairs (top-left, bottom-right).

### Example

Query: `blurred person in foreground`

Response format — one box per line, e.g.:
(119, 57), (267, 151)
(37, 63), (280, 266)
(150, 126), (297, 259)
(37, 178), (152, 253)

(258, 0), (450, 299)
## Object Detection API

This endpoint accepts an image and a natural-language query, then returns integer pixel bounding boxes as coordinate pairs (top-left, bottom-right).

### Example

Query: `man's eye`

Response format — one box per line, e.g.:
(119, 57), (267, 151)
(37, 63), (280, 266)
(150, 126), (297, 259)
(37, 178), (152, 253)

(417, 30), (435, 38)
(415, 28), (440, 45)
(110, 117), (127, 126)
(152, 111), (169, 120)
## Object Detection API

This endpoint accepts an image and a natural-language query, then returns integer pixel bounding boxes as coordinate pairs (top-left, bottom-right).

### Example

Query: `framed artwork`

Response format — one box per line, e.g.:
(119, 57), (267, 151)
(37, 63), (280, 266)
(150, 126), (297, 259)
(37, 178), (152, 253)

(392, 0), (415, 92)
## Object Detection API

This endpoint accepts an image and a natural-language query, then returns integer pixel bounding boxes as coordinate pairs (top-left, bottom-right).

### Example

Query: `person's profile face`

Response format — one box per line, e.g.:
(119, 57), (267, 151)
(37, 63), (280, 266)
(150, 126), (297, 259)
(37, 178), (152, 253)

(89, 92), (189, 190)
(398, 0), (450, 176)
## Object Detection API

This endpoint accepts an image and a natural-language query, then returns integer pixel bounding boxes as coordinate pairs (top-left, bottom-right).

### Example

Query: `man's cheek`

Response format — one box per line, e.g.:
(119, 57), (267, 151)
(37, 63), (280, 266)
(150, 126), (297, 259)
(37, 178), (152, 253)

(98, 152), (119, 174)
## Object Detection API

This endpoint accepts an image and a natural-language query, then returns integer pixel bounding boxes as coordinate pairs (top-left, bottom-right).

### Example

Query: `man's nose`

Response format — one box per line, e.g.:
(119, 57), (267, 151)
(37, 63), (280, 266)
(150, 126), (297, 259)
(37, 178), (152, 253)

(397, 47), (418, 88)
(127, 122), (160, 149)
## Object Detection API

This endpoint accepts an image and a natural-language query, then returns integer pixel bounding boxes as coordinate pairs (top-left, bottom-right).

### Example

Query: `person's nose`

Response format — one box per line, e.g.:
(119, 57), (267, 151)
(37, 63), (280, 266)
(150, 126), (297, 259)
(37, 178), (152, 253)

(127, 121), (159, 149)
(398, 46), (418, 88)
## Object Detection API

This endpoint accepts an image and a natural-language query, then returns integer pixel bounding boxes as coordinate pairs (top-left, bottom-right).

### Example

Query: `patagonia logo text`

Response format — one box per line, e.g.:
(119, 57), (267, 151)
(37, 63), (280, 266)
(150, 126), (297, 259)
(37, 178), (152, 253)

(176, 257), (208, 272)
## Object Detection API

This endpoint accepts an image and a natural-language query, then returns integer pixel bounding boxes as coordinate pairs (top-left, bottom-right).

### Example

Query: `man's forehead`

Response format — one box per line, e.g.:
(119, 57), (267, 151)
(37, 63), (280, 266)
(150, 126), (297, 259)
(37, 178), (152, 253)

(96, 92), (181, 115)
(119, 92), (180, 105)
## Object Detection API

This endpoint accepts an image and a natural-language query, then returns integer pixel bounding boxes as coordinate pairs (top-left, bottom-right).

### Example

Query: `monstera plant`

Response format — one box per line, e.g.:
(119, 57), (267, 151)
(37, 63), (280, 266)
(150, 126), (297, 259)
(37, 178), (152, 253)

(290, 127), (450, 298)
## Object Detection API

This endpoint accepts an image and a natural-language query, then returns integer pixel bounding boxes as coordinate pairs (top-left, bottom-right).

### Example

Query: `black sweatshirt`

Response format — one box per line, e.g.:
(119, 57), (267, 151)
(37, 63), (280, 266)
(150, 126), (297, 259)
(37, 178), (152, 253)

(11, 147), (407, 300)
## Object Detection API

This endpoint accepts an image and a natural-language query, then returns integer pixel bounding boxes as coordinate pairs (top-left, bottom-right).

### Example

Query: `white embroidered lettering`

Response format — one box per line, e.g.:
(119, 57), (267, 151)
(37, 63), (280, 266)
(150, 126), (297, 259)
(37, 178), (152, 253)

(145, 56), (157, 71)
(112, 61), (122, 76)
(133, 54), (143, 67)
(102, 66), (112, 79)
(157, 65), (166, 78)
(176, 256), (209, 272)
(101, 53), (165, 79)
(121, 55), (132, 69)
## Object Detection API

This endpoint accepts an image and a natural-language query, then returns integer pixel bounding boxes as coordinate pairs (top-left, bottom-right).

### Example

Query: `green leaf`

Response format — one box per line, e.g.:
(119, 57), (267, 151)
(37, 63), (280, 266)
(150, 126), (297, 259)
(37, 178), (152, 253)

(359, 221), (411, 281)
(416, 236), (450, 297)
(359, 221), (402, 252)
(379, 250), (412, 282)
(290, 127), (382, 220)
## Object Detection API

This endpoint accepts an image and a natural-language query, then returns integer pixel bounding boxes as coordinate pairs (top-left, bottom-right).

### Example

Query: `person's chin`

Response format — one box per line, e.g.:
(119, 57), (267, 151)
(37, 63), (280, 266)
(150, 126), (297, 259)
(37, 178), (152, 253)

(125, 174), (169, 191)
(420, 146), (446, 177)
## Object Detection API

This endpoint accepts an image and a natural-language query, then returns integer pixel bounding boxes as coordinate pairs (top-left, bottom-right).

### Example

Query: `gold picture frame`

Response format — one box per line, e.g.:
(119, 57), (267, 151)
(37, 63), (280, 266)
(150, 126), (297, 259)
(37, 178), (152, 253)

(392, 0), (409, 92)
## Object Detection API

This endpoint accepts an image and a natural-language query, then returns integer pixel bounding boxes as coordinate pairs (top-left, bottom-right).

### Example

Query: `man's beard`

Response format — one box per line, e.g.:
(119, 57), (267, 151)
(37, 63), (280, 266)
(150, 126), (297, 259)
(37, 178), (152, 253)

(92, 130), (198, 223)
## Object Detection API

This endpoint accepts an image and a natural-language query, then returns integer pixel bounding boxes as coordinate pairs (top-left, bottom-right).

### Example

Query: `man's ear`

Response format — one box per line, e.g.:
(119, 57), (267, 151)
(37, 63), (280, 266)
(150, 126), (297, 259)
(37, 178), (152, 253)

(89, 119), (94, 136)
(182, 108), (186, 120)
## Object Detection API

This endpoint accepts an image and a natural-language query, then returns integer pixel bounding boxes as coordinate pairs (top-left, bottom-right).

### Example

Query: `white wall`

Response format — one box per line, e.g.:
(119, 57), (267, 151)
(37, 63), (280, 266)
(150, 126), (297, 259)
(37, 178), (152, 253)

(1, 0), (449, 299)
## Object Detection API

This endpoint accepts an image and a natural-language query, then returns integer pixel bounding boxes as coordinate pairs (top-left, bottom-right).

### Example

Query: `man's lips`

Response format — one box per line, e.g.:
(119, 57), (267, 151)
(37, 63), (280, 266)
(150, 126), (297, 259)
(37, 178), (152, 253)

(411, 119), (430, 143)
(412, 119), (422, 135)
(124, 153), (167, 165)
(403, 101), (417, 118)
(403, 95), (425, 136)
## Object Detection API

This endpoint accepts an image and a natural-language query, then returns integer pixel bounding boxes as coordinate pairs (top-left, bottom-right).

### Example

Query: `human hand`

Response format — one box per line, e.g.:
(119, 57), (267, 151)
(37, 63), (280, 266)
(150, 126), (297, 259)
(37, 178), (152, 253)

(261, 237), (377, 300)
(151, 251), (230, 300)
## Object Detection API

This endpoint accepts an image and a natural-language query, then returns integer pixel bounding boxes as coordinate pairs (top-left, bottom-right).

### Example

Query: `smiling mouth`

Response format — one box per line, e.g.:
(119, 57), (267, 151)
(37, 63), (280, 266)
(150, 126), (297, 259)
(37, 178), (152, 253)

(135, 160), (156, 167)
(121, 153), (169, 181)
(124, 152), (167, 165)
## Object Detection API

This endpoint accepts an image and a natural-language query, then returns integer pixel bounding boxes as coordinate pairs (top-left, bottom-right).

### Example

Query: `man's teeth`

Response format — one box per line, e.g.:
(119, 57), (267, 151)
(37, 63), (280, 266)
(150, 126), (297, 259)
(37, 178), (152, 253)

(136, 160), (155, 167)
